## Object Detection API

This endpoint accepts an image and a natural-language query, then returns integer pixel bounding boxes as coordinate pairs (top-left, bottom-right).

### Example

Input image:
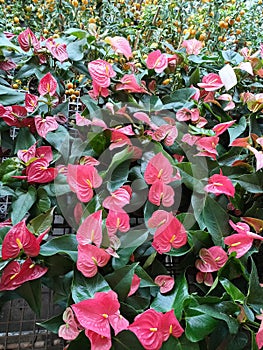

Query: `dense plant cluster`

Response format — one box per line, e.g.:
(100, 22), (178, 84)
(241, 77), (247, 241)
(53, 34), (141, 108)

(0, 2), (263, 350)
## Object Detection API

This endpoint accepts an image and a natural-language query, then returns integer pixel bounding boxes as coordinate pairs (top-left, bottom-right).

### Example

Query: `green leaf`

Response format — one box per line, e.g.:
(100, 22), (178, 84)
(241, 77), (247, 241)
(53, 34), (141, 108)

(0, 84), (25, 105)
(220, 278), (245, 303)
(28, 207), (55, 234)
(67, 331), (91, 350)
(72, 270), (110, 303)
(202, 196), (230, 245)
(151, 274), (189, 319)
(112, 330), (144, 350)
(163, 334), (200, 350)
(40, 234), (78, 261)
(17, 279), (42, 316)
(107, 159), (131, 192)
(221, 50), (243, 65)
(11, 186), (37, 224)
(37, 313), (63, 333)
(0, 158), (23, 184)
(162, 88), (196, 111)
(45, 125), (70, 153)
(245, 258), (263, 313)
(233, 173), (263, 193)
(65, 28), (88, 39)
(228, 116), (247, 145)
(35, 188), (51, 213)
(185, 310), (218, 342)
(67, 40), (85, 61)
(0, 33), (21, 51)
(14, 128), (36, 153)
(105, 263), (139, 301)
(120, 229), (149, 250)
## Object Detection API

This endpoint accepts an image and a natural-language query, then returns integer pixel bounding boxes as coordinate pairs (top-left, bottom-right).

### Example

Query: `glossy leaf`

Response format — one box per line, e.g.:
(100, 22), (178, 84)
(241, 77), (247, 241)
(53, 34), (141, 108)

(11, 187), (37, 224)
(40, 234), (78, 261)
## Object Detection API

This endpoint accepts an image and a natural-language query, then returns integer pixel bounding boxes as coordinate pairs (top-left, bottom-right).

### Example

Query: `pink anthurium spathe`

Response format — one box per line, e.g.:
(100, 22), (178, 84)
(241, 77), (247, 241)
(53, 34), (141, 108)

(67, 164), (103, 203)
(195, 135), (219, 160)
(204, 171), (235, 197)
(224, 234), (255, 258)
(115, 74), (148, 93)
(38, 72), (58, 96)
(195, 246), (228, 273)
(17, 143), (37, 164)
(152, 216), (188, 254)
(146, 50), (168, 73)
(76, 210), (102, 247)
(148, 180), (175, 207)
(35, 116), (59, 138)
(106, 210), (130, 236)
(25, 93), (38, 113)
(77, 244), (111, 278)
(71, 291), (128, 339)
(144, 152), (177, 185)
(17, 28), (39, 51)
(197, 73), (224, 91)
(127, 274), (141, 297)
(88, 59), (116, 88)
(58, 307), (81, 341)
(45, 37), (68, 62)
(105, 36), (132, 60)
(1, 219), (47, 260)
(212, 120), (236, 136)
(0, 258), (48, 291)
(26, 158), (58, 183)
(85, 330), (112, 350)
(154, 275), (175, 294)
(103, 185), (132, 211)
(182, 39), (203, 55)
(160, 310), (184, 341)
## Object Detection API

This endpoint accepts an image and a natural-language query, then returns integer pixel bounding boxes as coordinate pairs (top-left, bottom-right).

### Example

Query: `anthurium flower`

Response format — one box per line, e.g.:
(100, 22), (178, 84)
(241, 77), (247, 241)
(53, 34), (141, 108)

(217, 94), (235, 111)
(35, 116), (59, 138)
(0, 258), (48, 291)
(109, 130), (132, 150)
(241, 217), (263, 234)
(256, 312), (263, 349)
(85, 330), (112, 350)
(128, 274), (141, 297)
(103, 185), (132, 211)
(146, 50), (168, 73)
(25, 93), (38, 113)
(17, 143), (37, 163)
(26, 158), (58, 183)
(105, 36), (132, 59)
(106, 210), (130, 236)
(230, 136), (250, 148)
(154, 275), (175, 294)
(45, 37), (68, 62)
(35, 145), (54, 162)
(197, 73), (224, 91)
(148, 210), (173, 231)
(152, 217), (188, 254)
(160, 310), (184, 341)
(204, 171), (235, 197)
(0, 60), (17, 71)
(67, 164), (103, 203)
(76, 210), (102, 247)
(89, 81), (110, 99)
(1, 219), (47, 260)
(77, 244), (110, 277)
(88, 59), (116, 88)
(195, 135), (219, 160)
(212, 120), (236, 136)
(195, 246), (228, 273)
(17, 28), (39, 51)
(224, 233), (255, 258)
(176, 107), (200, 122)
(115, 74), (148, 93)
(150, 124), (178, 147)
(148, 180), (175, 207)
(144, 152), (177, 185)
(58, 307), (81, 341)
(196, 271), (214, 286)
(247, 145), (263, 171)
(182, 39), (203, 55)
(38, 72), (58, 96)
(71, 291), (129, 339)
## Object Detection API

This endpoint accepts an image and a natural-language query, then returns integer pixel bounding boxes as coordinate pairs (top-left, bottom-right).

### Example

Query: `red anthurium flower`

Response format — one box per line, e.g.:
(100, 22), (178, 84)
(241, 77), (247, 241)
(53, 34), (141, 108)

(75, 112), (107, 128)
(224, 234), (255, 258)
(106, 210), (130, 236)
(76, 210), (102, 247)
(0, 258), (48, 291)
(105, 36), (132, 60)
(88, 59), (116, 88)
(35, 115), (59, 138)
(89, 81), (110, 99)
(144, 152), (176, 185)
(109, 130), (132, 150)
(115, 74), (148, 94)
(0, 218), (12, 228)
(195, 246), (228, 273)
(38, 72), (58, 96)
(182, 39), (203, 55)
(85, 330), (112, 350)
(129, 309), (164, 350)
(212, 120), (236, 136)
(25, 93), (38, 113)
(204, 171), (235, 197)
(67, 164), (103, 203)
(58, 307), (81, 341)
(1, 219), (46, 260)
(197, 73), (224, 91)
(72, 291), (128, 339)
(148, 180), (175, 207)
(17, 28), (39, 51)
(128, 274), (141, 297)
(79, 156), (100, 166)
(150, 124), (178, 147)
(0, 59), (17, 71)
(176, 107), (200, 122)
(152, 216), (188, 254)
(181, 133), (201, 146)
(26, 158), (58, 183)
(45, 37), (68, 62)
(154, 275), (175, 294)
(17, 143), (37, 164)
(146, 50), (168, 73)
(35, 145), (53, 162)
(195, 135), (219, 160)
(230, 136), (250, 148)
(160, 310), (184, 341)
(77, 244), (111, 278)
(148, 210), (173, 231)
(256, 313), (263, 350)
(229, 220), (250, 235)
(103, 185), (132, 211)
